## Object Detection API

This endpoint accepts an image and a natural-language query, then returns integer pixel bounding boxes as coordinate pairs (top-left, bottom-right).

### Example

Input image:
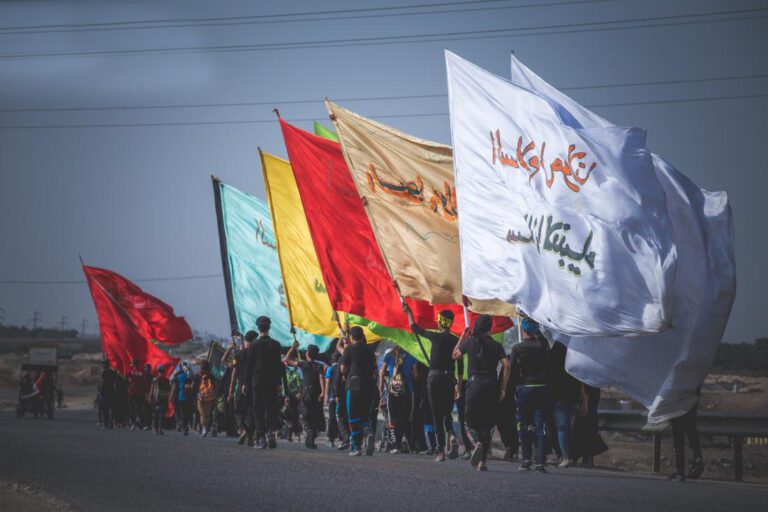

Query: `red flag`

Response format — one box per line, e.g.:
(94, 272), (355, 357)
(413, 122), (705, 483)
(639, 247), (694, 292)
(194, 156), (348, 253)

(83, 266), (192, 345)
(279, 120), (511, 334)
(83, 265), (182, 377)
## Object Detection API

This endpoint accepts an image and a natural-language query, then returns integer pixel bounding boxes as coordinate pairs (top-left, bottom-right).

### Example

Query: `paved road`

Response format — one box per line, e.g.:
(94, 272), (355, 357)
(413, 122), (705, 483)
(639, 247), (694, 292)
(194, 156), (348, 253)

(1, 410), (765, 512)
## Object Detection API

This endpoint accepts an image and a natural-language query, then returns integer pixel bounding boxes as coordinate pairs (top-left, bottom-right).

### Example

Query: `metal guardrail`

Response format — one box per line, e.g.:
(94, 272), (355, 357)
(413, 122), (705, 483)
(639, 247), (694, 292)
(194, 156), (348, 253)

(598, 409), (768, 481)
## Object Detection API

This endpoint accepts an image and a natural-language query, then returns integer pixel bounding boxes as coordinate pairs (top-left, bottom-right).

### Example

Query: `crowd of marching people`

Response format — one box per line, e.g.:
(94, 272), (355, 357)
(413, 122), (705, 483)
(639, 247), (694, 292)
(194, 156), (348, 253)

(94, 309), (704, 480)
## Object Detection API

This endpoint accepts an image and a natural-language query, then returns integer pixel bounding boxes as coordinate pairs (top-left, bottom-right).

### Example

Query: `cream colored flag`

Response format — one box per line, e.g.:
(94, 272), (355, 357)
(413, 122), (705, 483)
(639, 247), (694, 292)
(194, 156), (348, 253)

(327, 100), (515, 316)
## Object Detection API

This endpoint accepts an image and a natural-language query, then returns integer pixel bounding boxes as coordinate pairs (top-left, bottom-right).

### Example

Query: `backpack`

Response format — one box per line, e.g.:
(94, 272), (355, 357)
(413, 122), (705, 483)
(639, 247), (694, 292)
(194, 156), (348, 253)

(198, 375), (216, 403)
(285, 367), (301, 396)
(388, 357), (406, 397)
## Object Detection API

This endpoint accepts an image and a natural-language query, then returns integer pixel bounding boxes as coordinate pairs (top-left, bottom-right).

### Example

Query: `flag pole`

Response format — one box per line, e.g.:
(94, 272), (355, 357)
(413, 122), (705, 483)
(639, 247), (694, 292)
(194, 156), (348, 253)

(211, 175), (239, 333)
(326, 100), (431, 365)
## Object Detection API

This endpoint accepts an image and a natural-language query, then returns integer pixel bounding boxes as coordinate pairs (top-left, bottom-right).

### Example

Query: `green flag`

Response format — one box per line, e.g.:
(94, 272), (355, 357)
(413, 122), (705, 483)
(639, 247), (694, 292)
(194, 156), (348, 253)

(313, 121), (339, 142)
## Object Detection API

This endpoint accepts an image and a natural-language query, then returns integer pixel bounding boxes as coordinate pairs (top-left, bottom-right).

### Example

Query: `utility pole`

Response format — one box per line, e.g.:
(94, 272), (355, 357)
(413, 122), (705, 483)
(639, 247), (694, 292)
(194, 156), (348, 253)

(31, 311), (41, 330)
(80, 319), (88, 336)
(59, 315), (68, 331)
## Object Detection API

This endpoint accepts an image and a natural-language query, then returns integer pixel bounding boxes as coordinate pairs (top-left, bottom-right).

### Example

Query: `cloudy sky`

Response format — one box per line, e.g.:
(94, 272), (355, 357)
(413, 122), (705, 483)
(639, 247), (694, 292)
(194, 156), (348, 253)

(0, 0), (766, 342)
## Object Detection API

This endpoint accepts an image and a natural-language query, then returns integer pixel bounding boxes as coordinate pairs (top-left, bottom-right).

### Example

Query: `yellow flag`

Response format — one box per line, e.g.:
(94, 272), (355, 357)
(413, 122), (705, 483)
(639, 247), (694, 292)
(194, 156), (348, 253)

(260, 150), (381, 341)
(327, 101), (515, 316)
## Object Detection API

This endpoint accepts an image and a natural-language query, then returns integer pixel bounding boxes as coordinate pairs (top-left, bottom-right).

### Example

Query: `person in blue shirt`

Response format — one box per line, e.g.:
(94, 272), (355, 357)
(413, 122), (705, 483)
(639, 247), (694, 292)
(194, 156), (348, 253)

(324, 353), (342, 448)
(171, 361), (196, 436)
(378, 346), (417, 454)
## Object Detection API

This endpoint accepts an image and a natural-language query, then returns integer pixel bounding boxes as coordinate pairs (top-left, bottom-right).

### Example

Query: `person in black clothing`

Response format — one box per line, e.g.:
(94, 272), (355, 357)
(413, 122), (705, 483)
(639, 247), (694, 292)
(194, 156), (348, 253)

(285, 342), (327, 449)
(330, 351), (350, 450)
(572, 383), (608, 467)
(230, 332), (253, 445)
(405, 304), (463, 462)
(99, 361), (117, 429)
(142, 363), (154, 429)
(339, 326), (377, 456)
(453, 315), (510, 471)
(149, 364), (171, 434)
(547, 341), (585, 468)
(496, 368), (519, 461)
(510, 317), (550, 473)
(668, 390), (704, 482)
(242, 316), (283, 449)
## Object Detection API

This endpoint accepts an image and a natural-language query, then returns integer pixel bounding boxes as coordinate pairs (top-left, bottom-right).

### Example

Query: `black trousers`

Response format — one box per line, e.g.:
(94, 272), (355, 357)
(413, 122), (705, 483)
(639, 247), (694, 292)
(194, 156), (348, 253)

(456, 382), (471, 451)
(252, 384), (279, 435)
(153, 402), (167, 431)
(671, 402), (702, 475)
(300, 392), (324, 434)
(327, 398), (340, 441)
(388, 392), (412, 449)
(128, 394), (145, 427)
(427, 373), (456, 450)
(180, 399), (194, 432)
(335, 396), (349, 442)
(100, 396), (114, 427)
(497, 393), (518, 455)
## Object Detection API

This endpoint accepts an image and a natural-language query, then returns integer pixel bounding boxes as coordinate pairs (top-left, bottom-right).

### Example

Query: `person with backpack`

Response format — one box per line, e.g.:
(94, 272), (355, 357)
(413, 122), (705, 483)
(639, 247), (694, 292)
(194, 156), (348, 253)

(149, 365), (171, 434)
(281, 360), (302, 442)
(340, 326), (377, 456)
(453, 315), (511, 471)
(242, 316), (283, 449)
(404, 304), (464, 462)
(195, 361), (217, 437)
(172, 361), (196, 435)
(285, 341), (327, 449)
(509, 317), (550, 473)
(379, 346), (417, 454)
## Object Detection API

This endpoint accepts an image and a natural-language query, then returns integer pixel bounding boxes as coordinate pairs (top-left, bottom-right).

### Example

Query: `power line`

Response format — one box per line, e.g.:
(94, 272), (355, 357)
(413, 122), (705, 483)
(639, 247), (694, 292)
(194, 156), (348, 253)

(1, 92), (766, 129)
(0, 7), (765, 59)
(0, 274), (223, 284)
(0, 0), (517, 31)
(0, 0), (607, 35)
(2, 72), (765, 113)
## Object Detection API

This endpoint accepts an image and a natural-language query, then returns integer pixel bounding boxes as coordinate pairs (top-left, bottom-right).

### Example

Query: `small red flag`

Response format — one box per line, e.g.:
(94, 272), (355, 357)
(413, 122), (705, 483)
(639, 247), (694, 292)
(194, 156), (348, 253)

(83, 265), (184, 376)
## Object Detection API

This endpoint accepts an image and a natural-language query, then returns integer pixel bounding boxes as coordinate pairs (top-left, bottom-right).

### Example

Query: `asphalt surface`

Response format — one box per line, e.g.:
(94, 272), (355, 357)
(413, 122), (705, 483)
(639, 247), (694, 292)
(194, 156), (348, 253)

(1, 410), (766, 512)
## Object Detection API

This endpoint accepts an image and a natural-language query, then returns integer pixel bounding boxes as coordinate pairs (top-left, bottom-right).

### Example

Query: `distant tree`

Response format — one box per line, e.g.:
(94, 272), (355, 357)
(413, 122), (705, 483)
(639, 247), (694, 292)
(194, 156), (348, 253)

(712, 338), (768, 375)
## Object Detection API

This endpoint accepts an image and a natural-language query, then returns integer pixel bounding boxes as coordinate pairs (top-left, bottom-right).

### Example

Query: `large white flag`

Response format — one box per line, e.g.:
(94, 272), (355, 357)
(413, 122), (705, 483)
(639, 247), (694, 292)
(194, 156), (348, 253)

(507, 54), (737, 422)
(446, 51), (677, 337)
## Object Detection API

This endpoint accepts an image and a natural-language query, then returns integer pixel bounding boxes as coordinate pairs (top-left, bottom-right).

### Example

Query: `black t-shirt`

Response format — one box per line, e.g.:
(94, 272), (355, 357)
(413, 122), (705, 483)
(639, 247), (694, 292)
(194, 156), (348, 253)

(340, 341), (376, 391)
(411, 324), (459, 373)
(331, 363), (345, 399)
(547, 342), (581, 403)
(460, 335), (505, 379)
(101, 369), (117, 397)
(245, 336), (283, 387)
(509, 336), (549, 386)
(298, 360), (324, 397)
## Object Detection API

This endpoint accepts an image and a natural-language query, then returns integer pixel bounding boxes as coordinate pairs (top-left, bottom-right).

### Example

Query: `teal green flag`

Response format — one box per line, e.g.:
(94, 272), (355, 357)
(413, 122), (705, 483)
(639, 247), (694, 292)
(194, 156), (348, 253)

(219, 181), (332, 350)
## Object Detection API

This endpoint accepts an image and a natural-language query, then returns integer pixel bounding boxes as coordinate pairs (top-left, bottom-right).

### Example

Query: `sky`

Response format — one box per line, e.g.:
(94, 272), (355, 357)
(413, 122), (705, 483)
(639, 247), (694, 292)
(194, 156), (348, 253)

(0, 0), (766, 342)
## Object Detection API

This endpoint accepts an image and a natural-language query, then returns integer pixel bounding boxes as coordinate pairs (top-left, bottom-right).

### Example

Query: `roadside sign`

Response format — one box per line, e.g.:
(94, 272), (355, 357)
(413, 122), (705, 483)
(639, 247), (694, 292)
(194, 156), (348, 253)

(28, 347), (58, 367)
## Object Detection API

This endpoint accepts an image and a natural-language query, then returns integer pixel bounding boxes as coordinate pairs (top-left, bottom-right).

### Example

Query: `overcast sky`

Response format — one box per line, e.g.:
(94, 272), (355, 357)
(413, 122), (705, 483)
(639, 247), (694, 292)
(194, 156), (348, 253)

(0, 0), (766, 342)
